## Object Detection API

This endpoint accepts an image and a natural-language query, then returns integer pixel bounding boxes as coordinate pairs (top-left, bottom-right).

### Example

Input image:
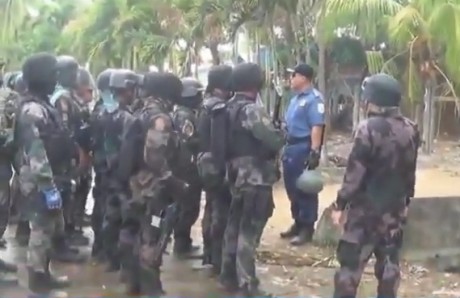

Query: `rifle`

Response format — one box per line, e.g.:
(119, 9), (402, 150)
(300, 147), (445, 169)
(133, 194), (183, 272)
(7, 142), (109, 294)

(152, 202), (179, 263)
(272, 80), (283, 129)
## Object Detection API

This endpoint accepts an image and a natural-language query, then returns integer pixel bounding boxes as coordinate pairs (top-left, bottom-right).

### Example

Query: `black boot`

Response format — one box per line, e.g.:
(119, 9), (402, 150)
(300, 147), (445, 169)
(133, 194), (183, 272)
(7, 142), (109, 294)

(239, 283), (272, 297)
(280, 222), (299, 239)
(15, 221), (30, 247)
(139, 267), (165, 296)
(51, 236), (86, 263)
(28, 269), (70, 294)
(173, 238), (201, 259)
(290, 223), (314, 246)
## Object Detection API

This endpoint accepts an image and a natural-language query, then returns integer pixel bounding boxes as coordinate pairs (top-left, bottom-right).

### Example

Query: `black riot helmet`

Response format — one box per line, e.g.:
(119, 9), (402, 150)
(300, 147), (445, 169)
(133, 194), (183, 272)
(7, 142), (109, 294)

(231, 62), (264, 93)
(177, 77), (204, 109)
(14, 73), (27, 94)
(108, 69), (141, 90)
(96, 68), (114, 91)
(22, 52), (58, 95)
(77, 67), (95, 89)
(56, 55), (79, 88)
(361, 73), (402, 107)
(4, 71), (20, 89)
(206, 65), (233, 93)
(181, 77), (204, 98)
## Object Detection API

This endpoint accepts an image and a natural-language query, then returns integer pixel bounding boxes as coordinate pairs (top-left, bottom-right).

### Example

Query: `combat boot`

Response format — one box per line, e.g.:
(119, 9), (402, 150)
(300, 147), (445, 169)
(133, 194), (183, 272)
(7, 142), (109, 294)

(290, 223), (314, 246)
(28, 269), (70, 294)
(139, 267), (165, 297)
(173, 238), (201, 259)
(239, 284), (272, 297)
(280, 222), (299, 239)
(15, 220), (30, 247)
(51, 236), (86, 263)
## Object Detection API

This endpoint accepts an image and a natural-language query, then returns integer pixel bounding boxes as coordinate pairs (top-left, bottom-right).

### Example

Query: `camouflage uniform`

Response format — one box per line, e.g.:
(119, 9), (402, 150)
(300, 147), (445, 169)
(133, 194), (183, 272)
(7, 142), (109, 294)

(0, 88), (18, 241)
(197, 95), (232, 272)
(333, 108), (420, 298)
(220, 93), (284, 293)
(127, 95), (184, 295)
(51, 89), (85, 235)
(90, 98), (108, 257)
(171, 104), (202, 253)
(101, 104), (135, 271)
(14, 94), (73, 274)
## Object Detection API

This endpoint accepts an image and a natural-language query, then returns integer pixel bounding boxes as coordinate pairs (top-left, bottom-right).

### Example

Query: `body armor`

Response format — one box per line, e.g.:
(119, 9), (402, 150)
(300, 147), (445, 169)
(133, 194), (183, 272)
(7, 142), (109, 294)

(15, 96), (74, 177)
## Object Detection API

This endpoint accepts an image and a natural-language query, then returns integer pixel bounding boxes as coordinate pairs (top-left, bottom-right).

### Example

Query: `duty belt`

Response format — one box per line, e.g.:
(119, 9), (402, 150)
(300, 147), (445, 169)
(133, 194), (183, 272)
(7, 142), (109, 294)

(286, 136), (311, 145)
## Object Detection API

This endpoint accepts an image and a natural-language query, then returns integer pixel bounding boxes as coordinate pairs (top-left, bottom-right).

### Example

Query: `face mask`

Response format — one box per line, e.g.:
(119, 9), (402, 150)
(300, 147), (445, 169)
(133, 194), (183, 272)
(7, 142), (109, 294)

(101, 90), (118, 113)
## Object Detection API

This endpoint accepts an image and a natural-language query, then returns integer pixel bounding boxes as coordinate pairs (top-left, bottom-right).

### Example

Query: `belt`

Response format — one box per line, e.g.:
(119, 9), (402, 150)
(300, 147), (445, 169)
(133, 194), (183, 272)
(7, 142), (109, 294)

(286, 136), (311, 145)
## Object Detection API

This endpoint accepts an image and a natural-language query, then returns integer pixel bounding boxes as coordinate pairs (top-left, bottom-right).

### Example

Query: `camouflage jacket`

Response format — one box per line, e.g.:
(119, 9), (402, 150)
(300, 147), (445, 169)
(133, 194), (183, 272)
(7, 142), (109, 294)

(336, 108), (420, 211)
(227, 94), (284, 188)
(129, 97), (179, 199)
(14, 96), (61, 197)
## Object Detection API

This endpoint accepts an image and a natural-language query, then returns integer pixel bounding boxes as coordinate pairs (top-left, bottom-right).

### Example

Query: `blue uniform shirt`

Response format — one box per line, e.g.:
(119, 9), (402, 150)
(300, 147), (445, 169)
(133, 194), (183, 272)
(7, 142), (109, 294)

(285, 88), (325, 138)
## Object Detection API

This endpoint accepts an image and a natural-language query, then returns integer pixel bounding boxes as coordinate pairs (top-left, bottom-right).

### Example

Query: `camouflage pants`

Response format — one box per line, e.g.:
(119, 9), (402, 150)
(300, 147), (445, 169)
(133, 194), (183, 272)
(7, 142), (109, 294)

(136, 197), (170, 295)
(72, 174), (92, 229)
(10, 173), (28, 221)
(333, 206), (405, 298)
(220, 185), (274, 289)
(119, 194), (142, 281)
(60, 182), (74, 229)
(28, 207), (65, 272)
(0, 179), (10, 238)
(202, 185), (231, 271)
(102, 184), (123, 263)
(174, 176), (202, 247)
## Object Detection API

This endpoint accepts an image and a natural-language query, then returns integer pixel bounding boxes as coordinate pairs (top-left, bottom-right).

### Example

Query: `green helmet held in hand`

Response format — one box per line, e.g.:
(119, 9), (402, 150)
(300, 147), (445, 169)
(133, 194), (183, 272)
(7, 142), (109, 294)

(296, 169), (324, 194)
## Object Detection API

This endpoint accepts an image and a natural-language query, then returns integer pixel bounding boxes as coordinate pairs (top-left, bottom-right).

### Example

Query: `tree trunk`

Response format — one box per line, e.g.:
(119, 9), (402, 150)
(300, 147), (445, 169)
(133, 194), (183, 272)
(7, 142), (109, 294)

(209, 39), (220, 65)
(422, 79), (435, 153)
(317, 40), (329, 165)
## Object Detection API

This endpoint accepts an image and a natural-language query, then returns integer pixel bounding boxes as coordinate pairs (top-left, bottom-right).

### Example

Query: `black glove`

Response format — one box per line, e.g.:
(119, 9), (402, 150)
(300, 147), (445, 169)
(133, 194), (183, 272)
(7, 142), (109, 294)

(306, 149), (320, 170)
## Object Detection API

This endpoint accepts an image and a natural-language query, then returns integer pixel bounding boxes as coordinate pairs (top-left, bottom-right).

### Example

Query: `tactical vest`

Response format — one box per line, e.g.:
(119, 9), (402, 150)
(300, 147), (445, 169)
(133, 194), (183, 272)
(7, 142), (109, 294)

(90, 99), (108, 172)
(14, 95), (74, 176)
(117, 99), (177, 181)
(226, 96), (268, 159)
(197, 97), (224, 153)
(172, 105), (197, 167)
(103, 108), (129, 172)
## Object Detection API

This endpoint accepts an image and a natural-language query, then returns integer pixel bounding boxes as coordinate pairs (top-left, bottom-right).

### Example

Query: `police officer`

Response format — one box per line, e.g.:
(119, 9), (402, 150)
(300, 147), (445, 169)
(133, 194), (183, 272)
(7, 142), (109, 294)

(69, 67), (95, 240)
(16, 52), (71, 293)
(331, 73), (420, 298)
(120, 72), (188, 295)
(219, 63), (284, 295)
(172, 77), (204, 257)
(90, 68), (113, 260)
(102, 69), (139, 272)
(281, 63), (325, 245)
(51, 55), (90, 254)
(196, 64), (233, 274)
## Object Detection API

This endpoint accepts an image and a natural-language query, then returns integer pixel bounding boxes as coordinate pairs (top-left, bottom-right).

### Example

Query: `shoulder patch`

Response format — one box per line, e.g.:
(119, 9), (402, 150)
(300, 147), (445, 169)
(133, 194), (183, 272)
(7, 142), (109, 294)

(182, 118), (195, 137)
(317, 102), (325, 114)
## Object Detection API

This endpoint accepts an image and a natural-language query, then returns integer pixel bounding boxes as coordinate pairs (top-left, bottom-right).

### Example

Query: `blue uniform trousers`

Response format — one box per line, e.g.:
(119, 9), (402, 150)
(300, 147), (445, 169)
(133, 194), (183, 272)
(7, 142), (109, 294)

(282, 141), (318, 225)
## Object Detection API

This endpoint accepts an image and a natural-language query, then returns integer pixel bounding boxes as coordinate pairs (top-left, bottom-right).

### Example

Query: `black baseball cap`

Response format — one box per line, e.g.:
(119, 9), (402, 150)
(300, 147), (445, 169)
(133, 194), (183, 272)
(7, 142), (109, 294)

(287, 63), (314, 80)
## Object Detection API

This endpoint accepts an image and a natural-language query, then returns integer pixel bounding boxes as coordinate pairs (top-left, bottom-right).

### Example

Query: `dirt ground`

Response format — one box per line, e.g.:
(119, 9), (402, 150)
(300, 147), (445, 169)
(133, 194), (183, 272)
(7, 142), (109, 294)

(2, 137), (460, 297)
(257, 139), (460, 297)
